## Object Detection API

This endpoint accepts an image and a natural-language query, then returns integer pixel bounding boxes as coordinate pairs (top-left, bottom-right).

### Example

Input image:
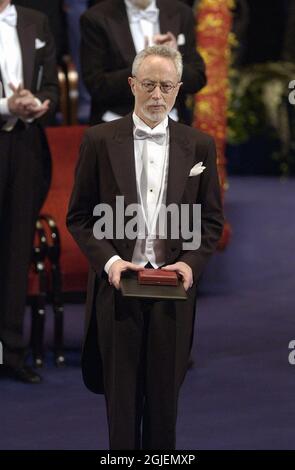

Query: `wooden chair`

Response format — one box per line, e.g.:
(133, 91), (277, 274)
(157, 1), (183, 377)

(28, 126), (88, 366)
(63, 55), (79, 125)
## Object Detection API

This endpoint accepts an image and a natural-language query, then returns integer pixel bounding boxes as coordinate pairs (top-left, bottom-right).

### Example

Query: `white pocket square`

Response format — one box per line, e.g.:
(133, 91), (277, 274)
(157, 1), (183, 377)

(177, 34), (185, 46)
(189, 161), (206, 176)
(35, 38), (46, 49)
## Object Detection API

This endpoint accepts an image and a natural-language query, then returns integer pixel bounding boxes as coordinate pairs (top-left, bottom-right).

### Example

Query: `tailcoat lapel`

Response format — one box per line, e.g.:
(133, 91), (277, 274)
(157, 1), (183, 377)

(107, 0), (136, 66)
(166, 118), (194, 206)
(107, 114), (138, 207)
(158, 0), (180, 38)
(16, 7), (35, 90)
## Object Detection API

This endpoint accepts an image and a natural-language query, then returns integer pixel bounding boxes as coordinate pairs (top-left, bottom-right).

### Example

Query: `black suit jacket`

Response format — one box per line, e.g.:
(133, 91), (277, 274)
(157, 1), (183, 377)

(80, 0), (206, 125)
(12, 0), (66, 62)
(0, 6), (59, 203)
(67, 114), (224, 393)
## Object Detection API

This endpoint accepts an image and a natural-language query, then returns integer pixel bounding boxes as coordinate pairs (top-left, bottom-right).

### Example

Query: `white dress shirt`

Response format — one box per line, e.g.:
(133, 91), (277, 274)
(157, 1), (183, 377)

(124, 0), (160, 53)
(0, 3), (22, 129)
(104, 112), (169, 273)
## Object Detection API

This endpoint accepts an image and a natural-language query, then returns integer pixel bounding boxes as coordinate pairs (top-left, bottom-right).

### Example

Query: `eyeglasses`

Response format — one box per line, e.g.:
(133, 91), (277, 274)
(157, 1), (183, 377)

(133, 77), (181, 94)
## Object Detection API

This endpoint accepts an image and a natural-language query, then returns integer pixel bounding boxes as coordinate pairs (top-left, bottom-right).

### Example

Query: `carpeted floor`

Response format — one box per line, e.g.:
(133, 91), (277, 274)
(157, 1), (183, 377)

(1, 176), (294, 450)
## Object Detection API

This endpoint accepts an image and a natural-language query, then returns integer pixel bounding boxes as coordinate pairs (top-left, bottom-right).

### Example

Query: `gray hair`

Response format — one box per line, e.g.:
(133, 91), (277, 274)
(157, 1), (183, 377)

(132, 45), (183, 81)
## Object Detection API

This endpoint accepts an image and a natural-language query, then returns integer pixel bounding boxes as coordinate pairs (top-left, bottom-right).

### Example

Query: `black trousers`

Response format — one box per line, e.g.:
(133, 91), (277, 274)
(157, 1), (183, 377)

(103, 299), (178, 450)
(0, 123), (48, 368)
(96, 268), (195, 450)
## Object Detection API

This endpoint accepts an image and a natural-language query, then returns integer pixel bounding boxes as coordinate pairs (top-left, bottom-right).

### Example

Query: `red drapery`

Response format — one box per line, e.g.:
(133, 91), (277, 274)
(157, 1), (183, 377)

(194, 0), (234, 247)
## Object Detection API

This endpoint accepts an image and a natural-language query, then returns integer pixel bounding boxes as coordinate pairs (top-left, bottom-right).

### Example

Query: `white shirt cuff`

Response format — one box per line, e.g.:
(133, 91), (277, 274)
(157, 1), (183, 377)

(0, 98), (13, 118)
(104, 255), (121, 274)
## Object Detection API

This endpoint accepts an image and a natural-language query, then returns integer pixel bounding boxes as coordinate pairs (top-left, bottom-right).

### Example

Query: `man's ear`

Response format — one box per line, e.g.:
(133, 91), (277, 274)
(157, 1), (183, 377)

(128, 77), (136, 96)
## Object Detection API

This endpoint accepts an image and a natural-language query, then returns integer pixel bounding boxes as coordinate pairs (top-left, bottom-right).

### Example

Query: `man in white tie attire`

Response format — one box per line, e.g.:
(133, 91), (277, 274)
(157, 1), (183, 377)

(67, 45), (223, 449)
(80, 0), (206, 125)
(0, 0), (58, 383)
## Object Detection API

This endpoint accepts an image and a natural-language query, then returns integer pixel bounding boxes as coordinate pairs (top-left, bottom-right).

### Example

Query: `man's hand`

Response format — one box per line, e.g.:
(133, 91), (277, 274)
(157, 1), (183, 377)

(8, 83), (50, 120)
(108, 259), (144, 290)
(162, 261), (193, 291)
(8, 86), (34, 119)
(25, 98), (50, 119)
(153, 31), (178, 50)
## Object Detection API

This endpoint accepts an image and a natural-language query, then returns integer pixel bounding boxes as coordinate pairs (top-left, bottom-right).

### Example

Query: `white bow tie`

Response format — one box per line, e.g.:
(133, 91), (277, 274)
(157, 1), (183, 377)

(0, 5), (17, 27)
(134, 128), (166, 145)
(131, 7), (159, 24)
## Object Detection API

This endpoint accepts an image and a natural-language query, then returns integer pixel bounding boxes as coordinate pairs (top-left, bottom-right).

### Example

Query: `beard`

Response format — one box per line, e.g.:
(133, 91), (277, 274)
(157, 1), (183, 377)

(128, 0), (153, 9)
(141, 103), (169, 124)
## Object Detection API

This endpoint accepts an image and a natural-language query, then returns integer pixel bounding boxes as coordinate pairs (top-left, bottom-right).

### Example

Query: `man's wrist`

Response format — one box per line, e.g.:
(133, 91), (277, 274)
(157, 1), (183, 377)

(104, 255), (121, 274)
(0, 98), (13, 118)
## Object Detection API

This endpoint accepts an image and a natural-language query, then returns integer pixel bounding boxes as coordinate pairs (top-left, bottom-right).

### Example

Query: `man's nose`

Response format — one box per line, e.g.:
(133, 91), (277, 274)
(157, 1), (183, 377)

(151, 84), (162, 99)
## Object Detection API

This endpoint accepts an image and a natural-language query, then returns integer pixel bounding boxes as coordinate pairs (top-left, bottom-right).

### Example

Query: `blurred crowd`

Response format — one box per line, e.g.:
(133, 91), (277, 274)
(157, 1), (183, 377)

(12, 0), (197, 122)
(11, 0), (295, 124)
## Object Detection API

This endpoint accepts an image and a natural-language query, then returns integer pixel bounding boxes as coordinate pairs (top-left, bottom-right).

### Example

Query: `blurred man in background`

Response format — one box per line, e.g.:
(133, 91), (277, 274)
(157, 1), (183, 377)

(81, 0), (206, 125)
(12, 0), (66, 63)
(0, 0), (59, 383)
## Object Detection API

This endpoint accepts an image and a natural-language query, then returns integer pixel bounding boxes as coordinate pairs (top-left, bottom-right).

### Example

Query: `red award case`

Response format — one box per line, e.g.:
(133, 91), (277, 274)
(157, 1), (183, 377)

(138, 269), (178, 286)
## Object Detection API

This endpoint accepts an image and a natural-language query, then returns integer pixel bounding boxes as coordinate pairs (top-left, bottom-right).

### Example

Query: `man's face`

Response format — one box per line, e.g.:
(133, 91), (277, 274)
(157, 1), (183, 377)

(128, 0), (152, 9)
(129, 55), (181, 128)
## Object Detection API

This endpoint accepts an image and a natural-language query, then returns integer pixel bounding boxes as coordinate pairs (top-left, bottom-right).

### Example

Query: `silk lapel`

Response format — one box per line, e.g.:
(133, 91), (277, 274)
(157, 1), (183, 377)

(16, 7), (35, 90)
(107, 114), (138, 207)
(166, 118), (194, 206)
(158, 0), (180, 37)
(107, 0), (136, 66)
